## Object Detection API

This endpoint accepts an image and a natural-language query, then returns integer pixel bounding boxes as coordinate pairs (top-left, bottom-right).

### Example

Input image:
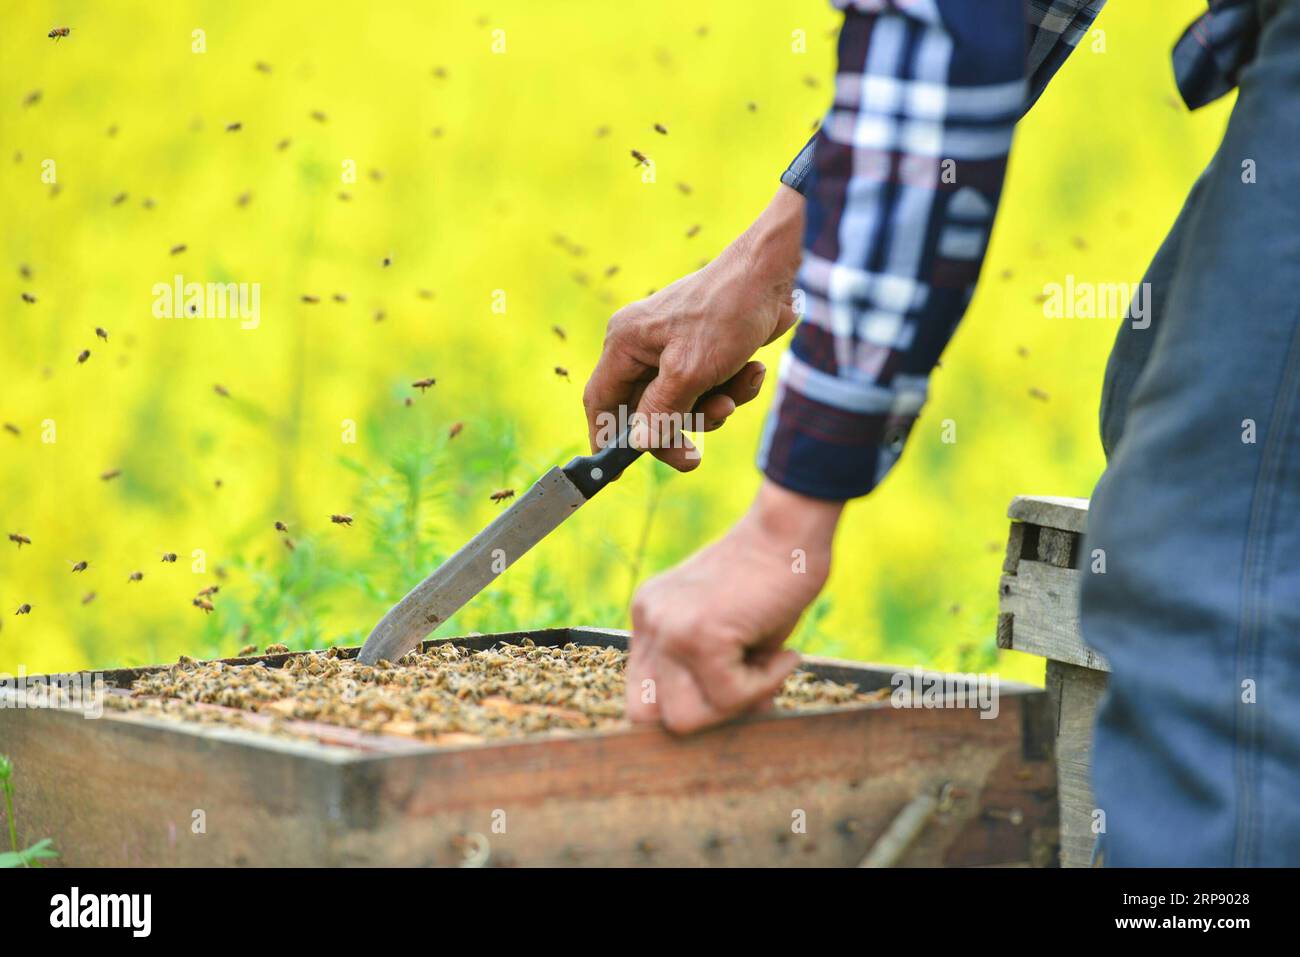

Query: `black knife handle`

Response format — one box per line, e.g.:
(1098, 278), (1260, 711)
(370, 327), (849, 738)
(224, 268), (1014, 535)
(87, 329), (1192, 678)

(562, 425), (646, 498)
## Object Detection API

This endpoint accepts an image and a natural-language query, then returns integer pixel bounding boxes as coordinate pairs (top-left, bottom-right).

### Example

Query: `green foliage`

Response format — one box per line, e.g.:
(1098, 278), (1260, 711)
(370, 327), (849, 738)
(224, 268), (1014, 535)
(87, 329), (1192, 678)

(0, 754), (59, 869)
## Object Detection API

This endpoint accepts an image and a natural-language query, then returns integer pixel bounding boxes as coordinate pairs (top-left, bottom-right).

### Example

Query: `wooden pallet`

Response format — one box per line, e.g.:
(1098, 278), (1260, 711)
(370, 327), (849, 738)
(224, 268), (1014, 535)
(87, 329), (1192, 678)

(1, 628), (1058, 867)
(997, 495), (1105, 868)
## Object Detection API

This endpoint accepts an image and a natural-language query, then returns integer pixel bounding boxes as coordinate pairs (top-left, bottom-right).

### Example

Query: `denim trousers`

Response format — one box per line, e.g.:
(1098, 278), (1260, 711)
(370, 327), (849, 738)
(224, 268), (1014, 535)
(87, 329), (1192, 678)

(1082, 0), (1300, 865)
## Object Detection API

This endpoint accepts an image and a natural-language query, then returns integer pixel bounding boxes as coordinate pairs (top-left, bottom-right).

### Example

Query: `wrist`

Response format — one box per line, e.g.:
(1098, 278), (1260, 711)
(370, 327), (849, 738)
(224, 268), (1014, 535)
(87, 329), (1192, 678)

(735, 186), (805, 285)
(747, 479), (844, 551)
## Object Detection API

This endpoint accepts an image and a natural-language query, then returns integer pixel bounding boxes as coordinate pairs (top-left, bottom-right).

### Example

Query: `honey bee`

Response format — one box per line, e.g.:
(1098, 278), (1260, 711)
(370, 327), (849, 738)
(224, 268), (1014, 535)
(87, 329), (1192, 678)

(417, 289), (435, 300)
(373, 309), (386, 322)
(604, 265), (619, 278)
(100, 468), (122, 481)
(195, 585), (219, 598)
(284, 537), (295, 551)
(213, 384), (230, 398)
(331, 292), (347, 303)
(264, 643), (290, 654)
(70, 560), (88, 573)
(631, 150), (649, 166)
(554, 366), (570, 381)
(110, 192), (128, 206)
(654, 123), (668, 135)
(552, 325), (566, 341)
(403, 397), (413, 407)
(76, 349), (90, 364)
(309, 110), (328, 123)
(20, 292), (36, 304)
(48, 27), (71, 40)
(170, 243), (187, 255)
(15, 604), (31, 615)
(746, 101), (758, 112)
(95, 327), (108, 341)
(685, 224), (701, 238)
(382, 255), (393, 267)
(161, 553), (178, 563)
(237, 644), (258, 656)
(236, 192), (252, 207)
(3, 424), (20, 436)
(276, 138), (291, 151)
(448, 422), (463, 440)
(274, 520), (288, 532)
(127, 570), (143, 582)
(81, 592), (96, 605)
(330, 514), (353, 526)
(490, 489), (515, 503)
(9, 533), (31, 548)
(23, 91), (41, 107)
(412, 377), (436, 391)
(193, 598), (214, 613)
(1028, 387), (1050, 402)
(225, 122), (241, 132)
(301, 295), (320, 304)
(253, 61), (272, 74)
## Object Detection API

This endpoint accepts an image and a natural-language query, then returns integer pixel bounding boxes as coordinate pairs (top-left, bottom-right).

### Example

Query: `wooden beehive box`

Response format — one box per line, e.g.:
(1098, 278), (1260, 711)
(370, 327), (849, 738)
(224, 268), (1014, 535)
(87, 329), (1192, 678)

(1, 628), (1058, 867)
(996, 495), (1106, 868)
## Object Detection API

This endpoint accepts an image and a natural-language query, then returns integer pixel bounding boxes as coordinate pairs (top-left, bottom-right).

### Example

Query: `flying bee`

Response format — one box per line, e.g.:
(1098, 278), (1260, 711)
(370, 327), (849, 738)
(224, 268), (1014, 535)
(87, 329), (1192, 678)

(1028, 387), (1050, 402)
(48, 27), (71, 40)
(161, 552), (178, 563)
(21, 292), (36, 304)
(18, 264), (32, 280)
(254, 61), (272, 74)
(554, 366), (570, 381)
(332, 292), (347, 303)
(213, 384), (230, 398)
(193, 598), (214, 613)
(15, 604), (31, 615)
(448, 422), (463, 440)
(417, 289), (435, 300)
(3, 424), (20, 436)
(685, 224), (701, 238)
(170, 243), (187, 255)
(237, 643), (257, 656)
(490, 489), (515, 503)
(70, 560), (88, 573)
(310, 110), (328, 123)
(225, 122), (241, 132)
(284, 537), (295, 551)
(630, 149), (649, 167)
(301, 294), (320, 304)
(274, 520), (288, 532)
(552, 325), (566, 341)
(127, 570), (143, 582)
(100, 468), (121, 481)
(76, 349), (90, 364)
(9, 533), (31, 548)
(677, 182), (693, 195)
(236, 191), (252, 207)
(81, 592), (96, 605)
(403, 397), (412, 407)
(96, 327), (108, 341)
(111, 192), (128, 205)
(195, 585), (219, 598)
(382, 255), (393, 267)
(412, 377), (436, 391)
(330, 514), (353, 526)
(654, 123), (668, 135)
(276, 138), (291, 151)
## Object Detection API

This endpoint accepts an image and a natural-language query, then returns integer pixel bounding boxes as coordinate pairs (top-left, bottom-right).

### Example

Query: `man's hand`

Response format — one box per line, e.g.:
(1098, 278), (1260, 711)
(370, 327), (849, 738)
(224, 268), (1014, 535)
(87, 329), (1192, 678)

(626, 480), (845, 733)
(583, 185), (805, 470)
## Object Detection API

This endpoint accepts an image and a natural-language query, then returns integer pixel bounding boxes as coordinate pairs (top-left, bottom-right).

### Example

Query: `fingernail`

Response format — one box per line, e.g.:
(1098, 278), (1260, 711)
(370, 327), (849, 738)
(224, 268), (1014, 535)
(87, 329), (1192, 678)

(749, 365), (766, 392)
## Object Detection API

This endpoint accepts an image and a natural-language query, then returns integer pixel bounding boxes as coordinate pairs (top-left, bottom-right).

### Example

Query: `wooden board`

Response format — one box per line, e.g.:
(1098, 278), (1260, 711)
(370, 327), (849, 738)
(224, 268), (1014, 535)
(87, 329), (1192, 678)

(998, 497), (1110, 672)
(1045, 660), (1108, 868)
(0, 628), (1058, 867)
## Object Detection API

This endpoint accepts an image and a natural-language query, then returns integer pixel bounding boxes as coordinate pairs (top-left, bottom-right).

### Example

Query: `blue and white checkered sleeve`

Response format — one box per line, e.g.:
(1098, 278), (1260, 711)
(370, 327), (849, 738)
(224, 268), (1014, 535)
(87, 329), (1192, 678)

(759, 0), (1027, 501)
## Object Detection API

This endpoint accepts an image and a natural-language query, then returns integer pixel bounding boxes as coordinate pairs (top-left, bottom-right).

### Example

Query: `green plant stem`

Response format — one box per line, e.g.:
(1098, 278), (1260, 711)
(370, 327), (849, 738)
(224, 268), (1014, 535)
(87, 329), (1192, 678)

(4, 784), (18, 857)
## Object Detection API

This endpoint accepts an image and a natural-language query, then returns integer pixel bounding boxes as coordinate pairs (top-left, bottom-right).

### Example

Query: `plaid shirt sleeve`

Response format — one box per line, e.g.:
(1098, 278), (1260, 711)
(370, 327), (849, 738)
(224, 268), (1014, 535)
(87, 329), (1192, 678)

(760, 0), (1103, 501)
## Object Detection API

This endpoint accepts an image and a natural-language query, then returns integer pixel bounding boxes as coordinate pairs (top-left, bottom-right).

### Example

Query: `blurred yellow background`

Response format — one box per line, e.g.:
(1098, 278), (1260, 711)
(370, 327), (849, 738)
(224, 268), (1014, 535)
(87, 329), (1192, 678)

(1, 1), (1229, 680)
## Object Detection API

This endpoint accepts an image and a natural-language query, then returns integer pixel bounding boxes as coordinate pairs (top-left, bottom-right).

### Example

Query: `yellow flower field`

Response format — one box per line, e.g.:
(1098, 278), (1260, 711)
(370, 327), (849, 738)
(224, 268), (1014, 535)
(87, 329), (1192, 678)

(1, 0), (1229, 680)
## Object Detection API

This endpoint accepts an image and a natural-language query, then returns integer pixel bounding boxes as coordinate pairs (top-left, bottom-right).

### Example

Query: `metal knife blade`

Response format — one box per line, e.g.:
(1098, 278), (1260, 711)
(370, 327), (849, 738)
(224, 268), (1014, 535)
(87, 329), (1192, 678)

(356, 428), (646, 665)
(356, 467), (587, 664)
